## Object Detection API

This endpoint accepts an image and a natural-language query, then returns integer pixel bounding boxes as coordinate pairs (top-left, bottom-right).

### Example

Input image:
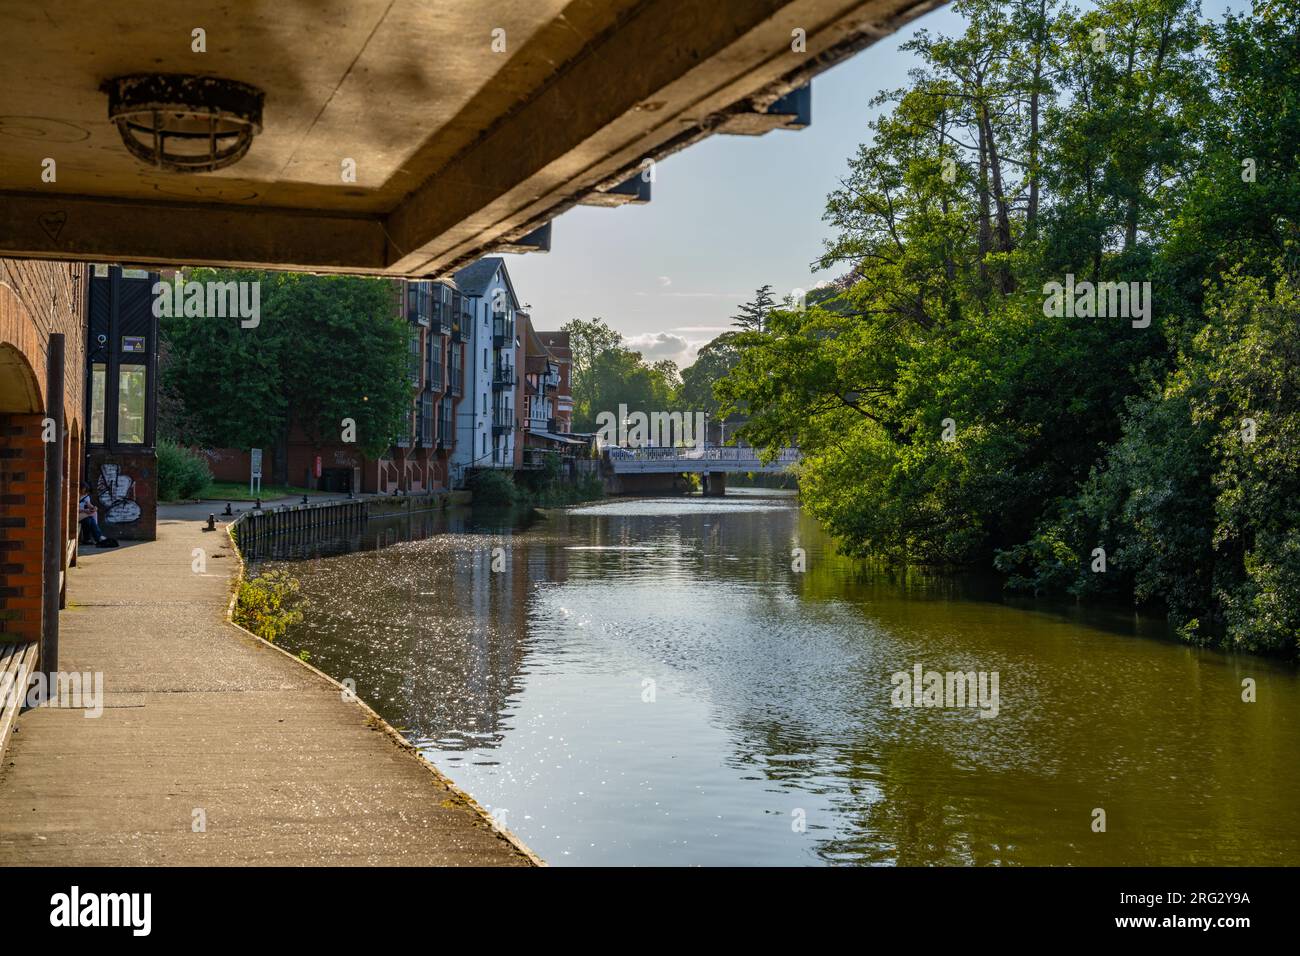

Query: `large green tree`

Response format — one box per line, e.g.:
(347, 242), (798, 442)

(161, 270), (410, 477)
(560, 317), (681, 431)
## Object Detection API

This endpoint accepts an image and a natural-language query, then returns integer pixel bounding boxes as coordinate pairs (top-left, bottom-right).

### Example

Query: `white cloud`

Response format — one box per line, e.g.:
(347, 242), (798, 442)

(625, 329), (726, 368)
(625, 331), (688, 358)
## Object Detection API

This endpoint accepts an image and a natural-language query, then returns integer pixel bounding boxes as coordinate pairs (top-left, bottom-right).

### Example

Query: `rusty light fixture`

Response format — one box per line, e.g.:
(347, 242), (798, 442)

(101, 73), (264, 173)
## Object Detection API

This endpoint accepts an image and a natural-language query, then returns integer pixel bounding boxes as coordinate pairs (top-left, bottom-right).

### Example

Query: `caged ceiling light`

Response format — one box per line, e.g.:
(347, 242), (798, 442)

(100, 73), (265, 173)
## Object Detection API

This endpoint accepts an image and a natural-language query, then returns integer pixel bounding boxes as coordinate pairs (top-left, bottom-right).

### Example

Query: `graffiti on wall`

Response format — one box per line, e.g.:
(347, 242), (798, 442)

(96, 462), (141, 524)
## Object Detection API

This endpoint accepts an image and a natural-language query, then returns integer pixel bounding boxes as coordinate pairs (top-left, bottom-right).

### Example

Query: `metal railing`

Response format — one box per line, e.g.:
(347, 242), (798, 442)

(230, 499), (370, 563)
(604, 444), (800, 473)
(610, 444), (799, 461)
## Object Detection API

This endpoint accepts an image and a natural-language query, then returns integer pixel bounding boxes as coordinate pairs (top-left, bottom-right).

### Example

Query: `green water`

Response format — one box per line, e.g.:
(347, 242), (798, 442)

(267, 490), (1300, 865)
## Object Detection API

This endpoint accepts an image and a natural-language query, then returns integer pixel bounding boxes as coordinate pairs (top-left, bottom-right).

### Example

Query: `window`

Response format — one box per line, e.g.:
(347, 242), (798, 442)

(117, 365), (147, 444)
(89, 363), (107, 444)
(409, 330), (421, 385)
(419, 393), (433, 445)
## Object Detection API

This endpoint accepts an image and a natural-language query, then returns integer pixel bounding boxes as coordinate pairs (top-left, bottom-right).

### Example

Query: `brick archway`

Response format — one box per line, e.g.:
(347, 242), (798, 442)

(0, 342), (46, 642)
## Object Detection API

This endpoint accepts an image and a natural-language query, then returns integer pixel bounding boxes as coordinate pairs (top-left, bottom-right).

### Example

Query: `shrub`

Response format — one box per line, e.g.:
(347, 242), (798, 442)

(469, 469), (520, 507)
(234, 569), (305, 643)
(157, 440), (212, 501)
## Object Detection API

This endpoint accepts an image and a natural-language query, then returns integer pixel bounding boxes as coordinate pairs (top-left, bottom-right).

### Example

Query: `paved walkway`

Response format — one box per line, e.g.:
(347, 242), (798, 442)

(0, 509), (536, 866)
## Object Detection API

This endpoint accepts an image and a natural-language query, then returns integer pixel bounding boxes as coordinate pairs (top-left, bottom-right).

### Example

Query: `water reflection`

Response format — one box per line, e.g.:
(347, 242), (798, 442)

(262, 491), (1300, 866)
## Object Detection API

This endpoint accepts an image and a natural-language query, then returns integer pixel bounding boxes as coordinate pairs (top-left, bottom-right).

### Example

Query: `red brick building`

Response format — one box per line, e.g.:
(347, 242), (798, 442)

(0, 258), (88, 644)
(536, 330), (573, 433)
(519, 322), (584, 468)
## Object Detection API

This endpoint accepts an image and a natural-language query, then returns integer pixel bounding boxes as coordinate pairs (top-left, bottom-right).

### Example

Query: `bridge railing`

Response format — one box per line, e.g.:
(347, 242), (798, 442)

(605, 444), (800, 466)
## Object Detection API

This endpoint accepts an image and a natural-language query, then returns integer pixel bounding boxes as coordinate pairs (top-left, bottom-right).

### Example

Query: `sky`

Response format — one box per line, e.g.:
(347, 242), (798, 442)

(502, 0), (1238, 371)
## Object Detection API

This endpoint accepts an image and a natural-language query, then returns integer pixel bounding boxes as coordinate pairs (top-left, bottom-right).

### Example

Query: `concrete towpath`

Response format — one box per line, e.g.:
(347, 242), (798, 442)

(0, 507), (537, 866)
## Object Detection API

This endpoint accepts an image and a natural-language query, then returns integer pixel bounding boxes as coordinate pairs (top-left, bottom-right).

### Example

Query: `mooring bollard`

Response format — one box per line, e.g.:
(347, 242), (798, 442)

(204, 514), (216, 532)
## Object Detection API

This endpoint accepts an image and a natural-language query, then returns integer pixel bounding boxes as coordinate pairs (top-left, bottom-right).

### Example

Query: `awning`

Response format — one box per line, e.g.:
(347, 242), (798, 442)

(529, 429), (587, 446)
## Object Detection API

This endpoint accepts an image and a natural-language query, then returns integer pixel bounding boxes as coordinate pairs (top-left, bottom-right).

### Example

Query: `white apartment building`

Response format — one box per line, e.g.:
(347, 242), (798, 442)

(449, 257), (521, 483)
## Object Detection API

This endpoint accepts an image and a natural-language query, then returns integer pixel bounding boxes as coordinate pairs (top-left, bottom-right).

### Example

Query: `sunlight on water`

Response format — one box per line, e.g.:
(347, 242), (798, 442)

(265, 492), (1300, 866)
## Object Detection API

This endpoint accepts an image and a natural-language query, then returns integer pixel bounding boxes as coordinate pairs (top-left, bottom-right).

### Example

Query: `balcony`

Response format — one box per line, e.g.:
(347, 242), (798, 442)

(492, 363), (515, 390)
(492, 313), (513, 348)
(437, 418), (455, 450)
(451, 321), (469, 343)
(449, 365), (463, 396)
(492, 409), (512, 436)
(427, 362), (443, 392)
(407, 305), (429, 327)
(428, 310), (449, 335)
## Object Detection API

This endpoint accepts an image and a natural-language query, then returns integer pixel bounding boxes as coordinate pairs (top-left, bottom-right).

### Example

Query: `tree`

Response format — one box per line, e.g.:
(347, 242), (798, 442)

(716, 0), (1299, 653)
(679, 333), (742, 416)
(560, 317), (682, 431)
(731, 285), (775, 333)
(561, 318), (622, 428)
(162, 270), (410, 479)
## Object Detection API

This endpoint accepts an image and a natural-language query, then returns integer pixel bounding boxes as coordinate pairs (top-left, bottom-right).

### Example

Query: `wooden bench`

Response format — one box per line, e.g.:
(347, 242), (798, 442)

(0, 641), (39, 765)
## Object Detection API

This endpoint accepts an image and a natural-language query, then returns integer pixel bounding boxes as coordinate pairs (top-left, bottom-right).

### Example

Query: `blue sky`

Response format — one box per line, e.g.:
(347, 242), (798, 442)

(503, 0), (1237, 369)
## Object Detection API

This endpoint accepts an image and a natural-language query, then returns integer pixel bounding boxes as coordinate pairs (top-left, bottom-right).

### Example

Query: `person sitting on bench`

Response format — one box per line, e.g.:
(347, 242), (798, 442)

(78, 482), (118, 548)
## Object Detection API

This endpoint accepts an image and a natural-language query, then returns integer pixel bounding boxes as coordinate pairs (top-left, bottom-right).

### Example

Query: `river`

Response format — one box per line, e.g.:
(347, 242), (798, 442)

(256, 490), (1300, 865)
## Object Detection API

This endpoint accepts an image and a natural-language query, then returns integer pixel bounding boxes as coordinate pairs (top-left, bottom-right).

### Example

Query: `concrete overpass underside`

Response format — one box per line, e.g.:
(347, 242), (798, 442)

(0, 0), (943, 277)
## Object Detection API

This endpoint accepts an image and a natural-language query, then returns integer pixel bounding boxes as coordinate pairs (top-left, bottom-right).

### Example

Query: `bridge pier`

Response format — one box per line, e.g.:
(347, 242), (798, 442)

(702, 471), (726, 497)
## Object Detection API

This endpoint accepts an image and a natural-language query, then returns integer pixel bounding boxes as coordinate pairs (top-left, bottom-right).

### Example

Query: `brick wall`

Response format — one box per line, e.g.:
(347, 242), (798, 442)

(0, 257), (87, 643)
(0, 258), (86, 420)
(0, 415), (46, 639)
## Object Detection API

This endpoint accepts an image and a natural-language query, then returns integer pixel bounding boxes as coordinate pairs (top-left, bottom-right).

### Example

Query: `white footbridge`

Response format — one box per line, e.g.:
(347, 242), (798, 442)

(605, 445), (800, 475)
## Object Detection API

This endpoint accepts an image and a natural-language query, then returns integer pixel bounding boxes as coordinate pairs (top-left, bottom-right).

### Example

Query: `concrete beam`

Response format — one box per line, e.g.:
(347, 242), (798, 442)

(0, 192), (388, 274)
(718, 84), (812, 135)
(0, 0), (946, 276)
(386, 0), (947, 277)
(577, 174), (653, 208)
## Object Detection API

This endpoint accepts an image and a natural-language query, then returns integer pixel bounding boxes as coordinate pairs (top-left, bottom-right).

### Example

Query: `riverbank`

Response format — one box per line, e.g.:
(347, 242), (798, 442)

(0, 503), (538, 866)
